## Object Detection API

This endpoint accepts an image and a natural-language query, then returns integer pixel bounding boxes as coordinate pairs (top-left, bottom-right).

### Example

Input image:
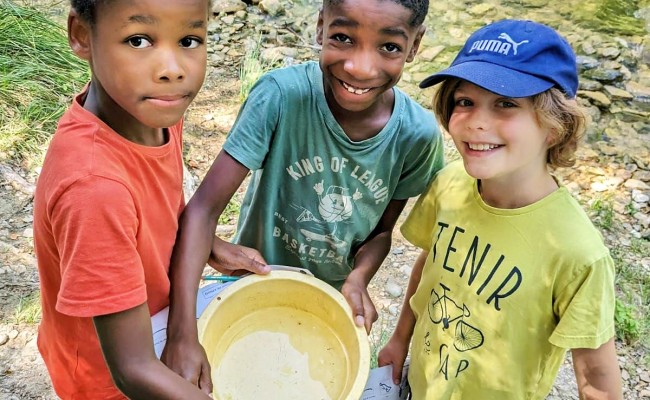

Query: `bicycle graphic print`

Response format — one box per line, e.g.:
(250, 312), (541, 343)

(428, 283), (484, 352)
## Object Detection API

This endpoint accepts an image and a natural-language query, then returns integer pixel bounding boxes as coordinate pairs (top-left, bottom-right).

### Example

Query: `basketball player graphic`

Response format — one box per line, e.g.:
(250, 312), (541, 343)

(296, 181), (362, 249)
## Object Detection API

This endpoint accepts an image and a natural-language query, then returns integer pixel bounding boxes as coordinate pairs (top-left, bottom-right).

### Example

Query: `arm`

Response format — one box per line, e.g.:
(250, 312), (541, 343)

(342, 198), (407, 333)
(93, 303), (211, 399)
(164, 151), (269, 387)
(378, 250), (428, 384)
(572, 337), (622, 400)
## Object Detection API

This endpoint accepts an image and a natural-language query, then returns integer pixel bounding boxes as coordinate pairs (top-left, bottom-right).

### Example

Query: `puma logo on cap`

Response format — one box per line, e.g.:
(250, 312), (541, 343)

(468, 32), (530, 56)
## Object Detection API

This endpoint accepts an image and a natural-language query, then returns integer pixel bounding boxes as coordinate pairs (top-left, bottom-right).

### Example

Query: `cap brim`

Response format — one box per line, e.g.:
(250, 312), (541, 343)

(419, 61), (555, 98)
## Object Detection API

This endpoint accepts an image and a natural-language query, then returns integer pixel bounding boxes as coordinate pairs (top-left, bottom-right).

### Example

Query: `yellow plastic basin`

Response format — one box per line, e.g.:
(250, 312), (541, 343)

(197, 270), (370, 400)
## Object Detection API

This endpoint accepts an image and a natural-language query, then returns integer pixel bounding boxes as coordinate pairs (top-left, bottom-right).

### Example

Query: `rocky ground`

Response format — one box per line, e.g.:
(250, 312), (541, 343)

(1, 0), (649, 399)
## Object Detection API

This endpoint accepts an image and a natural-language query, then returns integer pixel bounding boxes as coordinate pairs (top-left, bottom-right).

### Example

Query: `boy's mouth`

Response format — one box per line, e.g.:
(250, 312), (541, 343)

(340, 80), (372, 95)
(468, 143), (501, 151)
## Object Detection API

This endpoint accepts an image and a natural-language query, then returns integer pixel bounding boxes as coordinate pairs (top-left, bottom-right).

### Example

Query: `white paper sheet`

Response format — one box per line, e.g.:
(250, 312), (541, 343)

(151, 281), (234, 359)
(360, 362), (410, 400)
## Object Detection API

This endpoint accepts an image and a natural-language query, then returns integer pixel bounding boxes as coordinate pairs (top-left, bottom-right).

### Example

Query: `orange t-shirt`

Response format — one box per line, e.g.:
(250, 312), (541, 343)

(33, 90), (184, 399)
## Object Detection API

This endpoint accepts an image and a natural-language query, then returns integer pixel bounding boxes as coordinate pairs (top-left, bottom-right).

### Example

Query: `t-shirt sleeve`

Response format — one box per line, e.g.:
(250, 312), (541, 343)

(222, 73), (282, 171)
(549, 254), (616, 349)
(393, 117), (445, 200)
(52, 175), (147, 317)
(400, 178), (439, 251)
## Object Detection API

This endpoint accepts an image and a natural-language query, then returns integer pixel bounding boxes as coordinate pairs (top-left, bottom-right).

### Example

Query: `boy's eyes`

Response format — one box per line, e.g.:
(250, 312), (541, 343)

(454, 98), (519, 108)
(127, 36), (152, 49)
(329, 34), (402, 54)
(331, 33), (352, 44)
(498, 100), (517, 108)
(381, 43), (402, 53)
(180, 37), (203, 49)
(125, 36), (204, 49)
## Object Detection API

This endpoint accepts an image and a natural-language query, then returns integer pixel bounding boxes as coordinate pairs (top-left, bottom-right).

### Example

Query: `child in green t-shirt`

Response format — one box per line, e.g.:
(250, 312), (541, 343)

(165, 0), (445, 387)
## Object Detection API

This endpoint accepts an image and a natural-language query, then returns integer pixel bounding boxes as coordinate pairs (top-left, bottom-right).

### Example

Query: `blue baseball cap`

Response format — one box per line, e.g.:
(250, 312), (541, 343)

(419, 19), (578, 98)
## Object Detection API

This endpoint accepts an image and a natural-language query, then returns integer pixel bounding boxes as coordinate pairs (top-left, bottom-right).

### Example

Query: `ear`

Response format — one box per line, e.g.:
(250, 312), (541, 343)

(316, 9), (324, 46)
(406, 26), (426, 63)
(68, 9), (92, 61)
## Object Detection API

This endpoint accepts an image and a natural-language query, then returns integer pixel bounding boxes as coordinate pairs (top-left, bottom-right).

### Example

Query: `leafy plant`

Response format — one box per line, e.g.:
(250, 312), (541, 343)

(612, 243), (650, 347)
(624, 201), (637, 216)
(589, 197), (614, 230)
(614, 299), (640, 344)
(0, 1), (88, 163)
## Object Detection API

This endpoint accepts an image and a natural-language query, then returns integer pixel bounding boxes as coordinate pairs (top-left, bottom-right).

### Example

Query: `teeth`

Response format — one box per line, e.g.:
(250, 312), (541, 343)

(468, 143), (499, 151)
(342, 81), (371, 95)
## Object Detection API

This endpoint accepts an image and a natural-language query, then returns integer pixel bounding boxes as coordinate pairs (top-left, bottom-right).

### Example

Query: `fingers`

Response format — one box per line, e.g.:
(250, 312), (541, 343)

(364, 303), (378, 334)
(391, 360), (404, 384)
(345, 290), (366, 328)
(199, 360), (213, 396)
(209, 242), (270, 275)
(244, 253), (271, 275)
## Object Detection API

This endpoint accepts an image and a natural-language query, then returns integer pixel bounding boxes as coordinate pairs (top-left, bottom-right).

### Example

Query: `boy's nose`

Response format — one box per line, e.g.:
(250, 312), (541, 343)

(156, 48), (185, 82)
(467, 108), (491, 131)
(343, 50), (378, 80)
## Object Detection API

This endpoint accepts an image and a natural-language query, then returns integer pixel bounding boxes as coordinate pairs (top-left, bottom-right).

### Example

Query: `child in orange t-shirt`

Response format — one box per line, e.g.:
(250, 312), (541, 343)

(33, 0), (214, 398)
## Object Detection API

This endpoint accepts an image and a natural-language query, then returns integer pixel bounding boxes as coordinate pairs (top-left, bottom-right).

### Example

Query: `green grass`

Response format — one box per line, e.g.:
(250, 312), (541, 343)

(0, 0), (88, 163)
(218, 197), (241, 225)
(588, 196), (615, 230)
(615, 300), (641, 344)
(238, 36), (277, 102)
(12, 292), (41, 324)
(583, 194), (650, 348)
(369, 316), (393, 369)
(611, 240), (650, 346)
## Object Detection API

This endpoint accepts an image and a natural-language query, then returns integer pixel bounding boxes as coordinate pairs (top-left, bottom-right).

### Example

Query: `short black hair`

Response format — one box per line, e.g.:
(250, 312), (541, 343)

(70, 0), (100, 25)
(70, 0), (212, 25)
(323, 0), (429, 27)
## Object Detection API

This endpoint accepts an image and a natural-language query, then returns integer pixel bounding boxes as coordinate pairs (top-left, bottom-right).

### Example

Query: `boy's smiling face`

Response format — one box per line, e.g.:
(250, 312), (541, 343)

(317, 0), (424, 114)
(448, 81), (551, 186)
(70, 0), (208, 135)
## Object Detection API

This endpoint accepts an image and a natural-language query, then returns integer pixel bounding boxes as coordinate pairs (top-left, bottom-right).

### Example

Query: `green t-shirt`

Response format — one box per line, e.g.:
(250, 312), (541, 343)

(402, 160), (615, 400)
(223, 61), (444, 288)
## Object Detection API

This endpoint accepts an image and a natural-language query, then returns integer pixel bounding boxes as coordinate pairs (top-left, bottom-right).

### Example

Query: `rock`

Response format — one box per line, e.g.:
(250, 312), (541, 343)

(603, 85), (633, 101)
(0, 333), (8, 346)
(418, 45), (445, 62)
(578, 79), (603, 91)
(632, 189), (650, 203)
(626, 81), (650, 105)
(599, 47), (621, 59)
(468, 3), (494, 16)
(624, 179), (650, 190)
(211, 0), (247, 14)
(579, 90), (611, 107)
(583, 68), (623, 83)
(576, 55), (599, 70)
(385, 280), (403, 298)
(388, 304), (400, 316)
(259, 0), (284, 17)
(8, 330), (18, 340)
(633, 171), (650, 182)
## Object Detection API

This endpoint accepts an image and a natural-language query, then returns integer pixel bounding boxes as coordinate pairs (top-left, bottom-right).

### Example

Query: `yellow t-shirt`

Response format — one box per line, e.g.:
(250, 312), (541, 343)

(402, 161), (615, 400)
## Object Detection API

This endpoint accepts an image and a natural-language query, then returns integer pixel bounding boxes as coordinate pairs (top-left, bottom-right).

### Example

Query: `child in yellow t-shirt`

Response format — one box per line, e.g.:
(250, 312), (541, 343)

(379, 19), (622, 400)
